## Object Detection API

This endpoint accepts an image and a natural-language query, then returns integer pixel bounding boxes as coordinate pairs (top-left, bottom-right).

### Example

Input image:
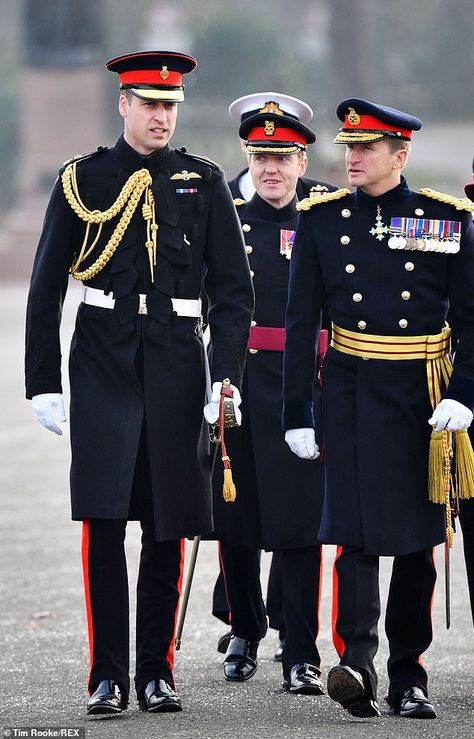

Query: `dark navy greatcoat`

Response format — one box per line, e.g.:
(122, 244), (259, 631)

(25, 135), (254, 542)
(283, 178), (474, 556)
(212, 192), (327, 551)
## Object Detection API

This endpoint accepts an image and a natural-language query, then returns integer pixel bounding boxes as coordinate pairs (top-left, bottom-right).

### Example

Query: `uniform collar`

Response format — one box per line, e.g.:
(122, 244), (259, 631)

(355, 176), (410, 207)
(113, 134), (172, 174)
(249, 192), (297, 222)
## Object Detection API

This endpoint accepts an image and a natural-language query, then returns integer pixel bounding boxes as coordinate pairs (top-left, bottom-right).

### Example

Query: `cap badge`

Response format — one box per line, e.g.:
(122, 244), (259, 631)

(160, 66), (169, 80)
(259, 101), (284, 116)
(264, 120), (275, 136)
(348, 107), (361, 127)
(170, 170), (202, 181)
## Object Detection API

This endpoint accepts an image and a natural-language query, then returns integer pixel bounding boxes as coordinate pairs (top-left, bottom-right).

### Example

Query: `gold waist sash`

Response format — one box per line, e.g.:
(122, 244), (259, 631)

(331, 323), (452, 410)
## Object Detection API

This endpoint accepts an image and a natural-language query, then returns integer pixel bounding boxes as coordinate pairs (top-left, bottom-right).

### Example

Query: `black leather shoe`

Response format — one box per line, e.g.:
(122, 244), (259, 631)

(274, 634), (285, 662)
(87, 680), (126, 715)
(138, 679), (182, 713)
(327, 665), (380, 718)
(223, 636), (259, 682)
(283, 663), (324, 695)
(394, 687), (436, 719)
(217, 630), (232, 654)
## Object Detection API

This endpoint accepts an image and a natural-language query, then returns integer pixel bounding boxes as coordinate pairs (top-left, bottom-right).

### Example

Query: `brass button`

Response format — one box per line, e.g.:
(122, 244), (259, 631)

(345, 264), (355, 273)
(352, 292), (363, 302)
(404, 261), (414, 271)
(249, 348), (259, 354)
(415, 208), (424, 216)
(401, 290), (411, 300)
(251, 320), (257, 327)
(341, 209), (351, 218)
(245, 244), (253, 255)
(358, 320), (367, 330)
(250, 270), (255, 278)
(340, 235), (351, 245)
(399, 318), (408, 329)
(242, 223), (251, 232)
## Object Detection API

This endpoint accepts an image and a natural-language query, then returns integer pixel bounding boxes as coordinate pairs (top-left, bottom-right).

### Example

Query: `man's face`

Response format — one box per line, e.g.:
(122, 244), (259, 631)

(344, 140), (407, 196)
(248, 152), (307, 208)
(119, 94), (178, 154)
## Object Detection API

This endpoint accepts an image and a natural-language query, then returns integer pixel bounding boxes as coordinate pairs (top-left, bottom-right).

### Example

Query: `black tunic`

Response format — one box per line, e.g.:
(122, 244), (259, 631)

(25, 136), (254, 542)
(283, 178), (474, 555)
(212, 193), (324, 551)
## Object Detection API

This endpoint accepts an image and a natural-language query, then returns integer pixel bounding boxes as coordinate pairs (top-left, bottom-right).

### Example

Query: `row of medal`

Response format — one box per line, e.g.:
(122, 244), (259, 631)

(387, 217), (461, 253)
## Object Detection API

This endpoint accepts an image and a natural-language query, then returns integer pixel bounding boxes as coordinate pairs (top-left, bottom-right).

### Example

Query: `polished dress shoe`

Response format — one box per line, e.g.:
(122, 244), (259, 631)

(138, 679), (182, 713)
(223, 636), (259, 682)
(217, 629), (232, 654)
(87, 679), (126, 715)
(283, 663), (324, 695)
(274, 633), (285, 662)
(393, 687), (436, 719)
(327, 665), (380, 718)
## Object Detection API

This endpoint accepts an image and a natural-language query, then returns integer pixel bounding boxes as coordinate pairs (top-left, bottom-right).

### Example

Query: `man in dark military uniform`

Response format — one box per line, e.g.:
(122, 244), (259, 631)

(211, 92), (338, 663)
(25, 50), (253, 716)
(212, 103), (328, 695)
(283, 99), (474, 719)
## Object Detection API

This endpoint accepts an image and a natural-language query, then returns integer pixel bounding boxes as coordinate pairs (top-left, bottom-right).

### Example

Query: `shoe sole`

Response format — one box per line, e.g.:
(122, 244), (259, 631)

(87, 705), (123, 716)
(286, 684), (325, 696)
(327, 667), (365, 706)
(399, 707), (436, 719)
(138, 700), (182, 713)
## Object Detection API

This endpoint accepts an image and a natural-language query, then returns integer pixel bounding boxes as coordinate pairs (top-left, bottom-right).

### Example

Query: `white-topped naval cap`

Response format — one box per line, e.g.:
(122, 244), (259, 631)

(229, 91), (313, 123)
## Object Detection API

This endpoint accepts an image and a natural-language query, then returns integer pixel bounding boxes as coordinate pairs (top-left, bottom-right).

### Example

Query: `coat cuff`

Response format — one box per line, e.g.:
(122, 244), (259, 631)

(443, 377), (474, 413)
(282, 400), (315, 431)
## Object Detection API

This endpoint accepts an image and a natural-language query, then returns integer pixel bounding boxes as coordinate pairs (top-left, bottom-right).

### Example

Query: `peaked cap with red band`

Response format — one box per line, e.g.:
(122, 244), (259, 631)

(239, 112), (316, 155)
(106, 50), (197, 102)
(334, 97), (422, 144)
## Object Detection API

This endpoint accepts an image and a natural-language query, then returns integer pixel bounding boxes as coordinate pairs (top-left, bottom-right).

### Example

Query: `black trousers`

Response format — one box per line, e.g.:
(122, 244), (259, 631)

(333, 546), (436, 705)
(459, 499), (474, 625)
(219, 542), (322, 678)
(81, 518), (184, 700)
(212, 550), (284, 633)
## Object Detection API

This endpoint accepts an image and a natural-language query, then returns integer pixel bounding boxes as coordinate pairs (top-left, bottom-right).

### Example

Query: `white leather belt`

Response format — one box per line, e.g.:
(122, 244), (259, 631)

(82, 286), (202, 318)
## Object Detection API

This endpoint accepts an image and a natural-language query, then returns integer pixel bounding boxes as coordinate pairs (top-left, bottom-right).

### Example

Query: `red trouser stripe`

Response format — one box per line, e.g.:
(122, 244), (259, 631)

(81, 520), (94, 691)
(166, 538), (185, 672)
(332, 545), (345, 657)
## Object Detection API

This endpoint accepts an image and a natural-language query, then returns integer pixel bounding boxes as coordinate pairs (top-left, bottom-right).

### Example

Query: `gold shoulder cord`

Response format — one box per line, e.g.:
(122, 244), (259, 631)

(62, 163), (158, 281)
(420, 188), (474, 212)
(297, 188), (351, 212)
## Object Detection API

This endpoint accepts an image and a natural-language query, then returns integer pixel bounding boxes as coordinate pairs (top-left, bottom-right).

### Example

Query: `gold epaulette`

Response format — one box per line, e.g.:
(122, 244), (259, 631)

(420, 188), (474, 212)
(297, 188), (351, 211)
(233, 198), (247, 207)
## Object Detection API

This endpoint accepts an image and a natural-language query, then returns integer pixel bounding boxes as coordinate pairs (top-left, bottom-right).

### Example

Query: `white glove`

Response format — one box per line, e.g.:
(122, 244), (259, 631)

(31, 393), (67, 435)
(429, 398), (473, 432)
(203, 382), (242, 425)
(285, 428), (320, 459)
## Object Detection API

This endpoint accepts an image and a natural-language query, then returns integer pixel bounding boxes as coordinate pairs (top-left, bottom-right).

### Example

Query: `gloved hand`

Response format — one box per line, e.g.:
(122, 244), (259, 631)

(285, 428), (320, 459)
(429, 398), (473, 432)
(203, 381), (242, 426)
(31, 393), (67, 435)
